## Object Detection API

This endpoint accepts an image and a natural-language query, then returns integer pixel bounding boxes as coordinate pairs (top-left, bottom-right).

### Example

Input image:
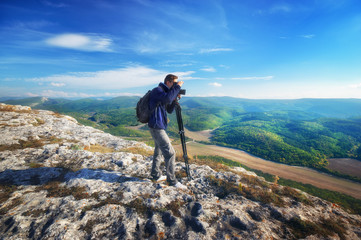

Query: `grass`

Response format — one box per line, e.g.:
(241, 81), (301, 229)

(82, 196), (123, 214)
(272, 185), (313, 206)
(165, 200), (184, 218)
(189, 155), (231, 172)
(122, 194), (185, 218)
(125, 197), (149, 216)
(36, 181), (90, 200)
(0, 185), (16, 203)
(0, 196), (23, 215)
(286, 217), (347, 240)
(0, 137), (44, 151)
(196, 155), (361, 214)
(28, 162), (45, 168)
(180, 155), (313, 207)
(0, 104), (31, 113)
(121, 145), (153, 157)
(82, 143), (153, 156)
(22, 208), (47, 217)
(0, 183), (23, 215)
(279, 177), (361, 215)
(0, 136), (63, 152)
(205, 174), (348, 240)
(85, 144), (115, 153)
(206, 175), (286, 207)
(51, 112), (64, 118)
(33, 118), (45, 126)
(81, 219), (99, 235)
(85, 191), (123, 209)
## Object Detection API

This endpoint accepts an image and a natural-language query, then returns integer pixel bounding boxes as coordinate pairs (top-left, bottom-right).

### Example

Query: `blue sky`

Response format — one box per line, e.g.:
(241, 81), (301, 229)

(1, 0), (361, 99)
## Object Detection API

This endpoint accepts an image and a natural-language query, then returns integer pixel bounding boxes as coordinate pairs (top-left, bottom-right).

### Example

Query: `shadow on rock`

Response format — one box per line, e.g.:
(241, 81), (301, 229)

(0, 167), (147, 186)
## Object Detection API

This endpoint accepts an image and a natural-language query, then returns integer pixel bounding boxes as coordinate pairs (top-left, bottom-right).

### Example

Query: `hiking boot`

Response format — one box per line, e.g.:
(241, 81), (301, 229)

(154, 175), (167, 183)
(174, 182), (187, 190)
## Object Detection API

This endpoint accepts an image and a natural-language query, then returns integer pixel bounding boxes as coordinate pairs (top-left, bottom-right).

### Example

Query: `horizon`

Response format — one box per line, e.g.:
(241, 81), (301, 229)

(1, 0), (361, 99)
(2, 95), (361, 102)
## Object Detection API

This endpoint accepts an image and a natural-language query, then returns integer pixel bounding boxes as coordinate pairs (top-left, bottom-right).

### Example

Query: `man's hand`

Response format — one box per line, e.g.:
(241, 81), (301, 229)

(177, 81), (184, 87)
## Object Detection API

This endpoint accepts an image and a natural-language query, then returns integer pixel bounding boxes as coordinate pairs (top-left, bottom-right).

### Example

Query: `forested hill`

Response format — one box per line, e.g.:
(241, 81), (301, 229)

(211, 112), (361, 168)
(3, 97), (361, 181)
(4, 97), (361, 119)
(180, 97), (361, 117)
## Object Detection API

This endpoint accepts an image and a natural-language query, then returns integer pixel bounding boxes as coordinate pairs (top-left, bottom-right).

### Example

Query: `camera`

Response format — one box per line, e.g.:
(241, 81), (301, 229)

(179, 89), (186, 95)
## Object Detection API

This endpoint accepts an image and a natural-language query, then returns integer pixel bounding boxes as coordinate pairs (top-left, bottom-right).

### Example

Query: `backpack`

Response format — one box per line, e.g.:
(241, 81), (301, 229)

(136, 90), (152, 123)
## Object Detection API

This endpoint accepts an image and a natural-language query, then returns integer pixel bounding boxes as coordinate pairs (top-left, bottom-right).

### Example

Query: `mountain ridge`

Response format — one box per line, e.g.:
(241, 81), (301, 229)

(1, 103), (361, 239)
(4, 96), (361, 118)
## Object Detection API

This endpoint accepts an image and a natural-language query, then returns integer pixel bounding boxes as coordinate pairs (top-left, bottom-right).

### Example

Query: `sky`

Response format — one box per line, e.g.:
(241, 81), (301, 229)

(1, 0), (361, 99)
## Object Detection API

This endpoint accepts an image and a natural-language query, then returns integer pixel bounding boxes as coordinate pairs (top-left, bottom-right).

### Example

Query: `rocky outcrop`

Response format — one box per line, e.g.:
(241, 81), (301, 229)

(0, 103), (360, 239)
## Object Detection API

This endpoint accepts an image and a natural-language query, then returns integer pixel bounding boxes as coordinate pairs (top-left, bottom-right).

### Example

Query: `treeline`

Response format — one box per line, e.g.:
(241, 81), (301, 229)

(211, 112), (361, 180)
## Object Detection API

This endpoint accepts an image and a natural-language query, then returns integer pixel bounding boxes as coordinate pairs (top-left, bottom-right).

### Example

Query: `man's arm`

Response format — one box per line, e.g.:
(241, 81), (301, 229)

(155, 84), (180, 105)
(166, 100), (177, 113)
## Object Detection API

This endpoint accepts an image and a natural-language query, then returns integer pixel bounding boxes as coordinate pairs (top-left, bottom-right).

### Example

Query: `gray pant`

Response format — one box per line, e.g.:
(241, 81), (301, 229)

(149, 127), (177, 185)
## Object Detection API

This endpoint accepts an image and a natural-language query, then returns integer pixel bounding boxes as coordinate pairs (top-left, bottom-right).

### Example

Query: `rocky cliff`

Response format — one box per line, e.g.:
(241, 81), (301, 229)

(0, 103), (360, 240)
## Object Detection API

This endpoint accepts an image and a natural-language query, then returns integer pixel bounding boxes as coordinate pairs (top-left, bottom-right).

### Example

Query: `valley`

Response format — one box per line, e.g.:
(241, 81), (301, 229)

(4, 96), (361, 201)
(174, 135), (361, 200)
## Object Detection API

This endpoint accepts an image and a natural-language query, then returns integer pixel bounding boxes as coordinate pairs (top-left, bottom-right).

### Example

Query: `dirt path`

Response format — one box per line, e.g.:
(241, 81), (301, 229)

(174, 142), (361, 200)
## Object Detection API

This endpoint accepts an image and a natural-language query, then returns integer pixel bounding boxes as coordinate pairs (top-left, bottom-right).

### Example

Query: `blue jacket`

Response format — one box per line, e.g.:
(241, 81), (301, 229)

(148, 82), (180, 129)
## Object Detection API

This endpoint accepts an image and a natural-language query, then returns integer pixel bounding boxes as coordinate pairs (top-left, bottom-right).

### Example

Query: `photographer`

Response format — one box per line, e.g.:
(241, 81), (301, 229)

(148, 74), (187, 189)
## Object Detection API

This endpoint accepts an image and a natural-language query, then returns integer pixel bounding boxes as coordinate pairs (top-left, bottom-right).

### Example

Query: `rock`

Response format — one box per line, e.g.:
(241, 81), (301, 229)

(184, 216), (206, 234)
(0, 103), (361, 240)
(270, 208), (284, 222)
(229, 216), (248, 231)
(162, 211), (176, 227)
(247, 209), (263, 222)
(190, 202), (203, 217)
(144, 220), (157, 237)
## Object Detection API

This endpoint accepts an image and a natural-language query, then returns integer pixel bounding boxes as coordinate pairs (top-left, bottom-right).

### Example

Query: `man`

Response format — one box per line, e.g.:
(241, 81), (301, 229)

(148, 74), (187, 189)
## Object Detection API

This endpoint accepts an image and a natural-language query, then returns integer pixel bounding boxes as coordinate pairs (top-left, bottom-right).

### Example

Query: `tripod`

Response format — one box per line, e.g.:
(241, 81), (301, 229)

(175, 100), (192, 181)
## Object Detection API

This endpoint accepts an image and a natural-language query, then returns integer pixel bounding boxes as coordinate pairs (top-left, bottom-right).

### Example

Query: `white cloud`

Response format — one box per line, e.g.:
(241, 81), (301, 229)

(199, 48), (233, 54)
(349, 83), (361, 88)
(172, 71), (196, 80)
(40, 90), (81, 98)
(209, 82), (222, 87)
(51, 82), (66, 87)
(28, 66), (194, 90)
(219, 64), (230, 69)
(35, 90), (141, 98)
(46, 33), (112, 52)
(13, 20), (54, 29)
(25, 92), (40, 97)
(201, 67), (216, 72)
(42, 0), (68, 8)
(301, 34), (315, 39)
(103, 92), (142, 97)
(231, 76), (274, 81)
(270, 5), (291, 13)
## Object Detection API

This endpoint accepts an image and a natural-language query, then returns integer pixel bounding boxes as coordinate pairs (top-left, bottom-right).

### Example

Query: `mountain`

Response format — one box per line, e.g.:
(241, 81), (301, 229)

(1, 103), (360, 239)
(3, 97), (361, 181)
(4, 97), (361, 118)
(180, 97), (361, 118)
(3, 97), (71, 108)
